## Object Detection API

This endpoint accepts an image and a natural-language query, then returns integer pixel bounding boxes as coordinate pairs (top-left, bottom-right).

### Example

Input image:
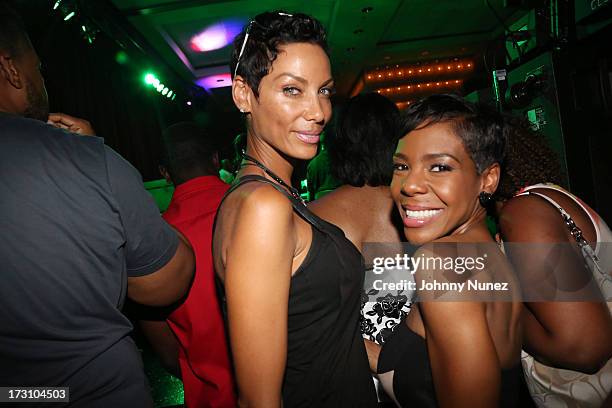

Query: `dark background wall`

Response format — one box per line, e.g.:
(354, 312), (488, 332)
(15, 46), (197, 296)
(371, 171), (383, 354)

(11, 0), (241, 181)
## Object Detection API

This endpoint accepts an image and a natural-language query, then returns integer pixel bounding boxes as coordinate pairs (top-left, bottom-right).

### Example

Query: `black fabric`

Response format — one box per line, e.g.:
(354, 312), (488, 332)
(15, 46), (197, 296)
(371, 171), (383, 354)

(217, 175), (377, 407)
(378, 322), (521, 408)
(0, 114), (178, 406)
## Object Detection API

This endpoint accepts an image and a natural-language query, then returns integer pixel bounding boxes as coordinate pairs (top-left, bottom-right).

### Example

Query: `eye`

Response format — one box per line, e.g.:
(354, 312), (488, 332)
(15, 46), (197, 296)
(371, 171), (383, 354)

(393, 162), (408, 171)
(430, 163), (452, 172)
(283, 86), (301, 96)
(319, 87), (336, 97)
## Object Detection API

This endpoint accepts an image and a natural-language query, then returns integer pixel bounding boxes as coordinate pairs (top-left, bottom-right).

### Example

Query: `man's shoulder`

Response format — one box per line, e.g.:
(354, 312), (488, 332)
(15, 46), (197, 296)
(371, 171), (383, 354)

(0, 114), (104, 149)
(0, 113), (47, 132)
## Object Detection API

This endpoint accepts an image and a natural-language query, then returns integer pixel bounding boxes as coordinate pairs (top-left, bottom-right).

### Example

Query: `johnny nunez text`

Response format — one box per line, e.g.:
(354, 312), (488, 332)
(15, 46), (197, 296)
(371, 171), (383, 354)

(372, 279), (510, 292)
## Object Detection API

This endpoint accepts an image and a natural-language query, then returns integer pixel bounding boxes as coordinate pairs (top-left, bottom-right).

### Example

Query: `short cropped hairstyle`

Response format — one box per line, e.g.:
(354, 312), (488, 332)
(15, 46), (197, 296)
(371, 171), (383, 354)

(495, 115), (565, 200)
(329, 93), (400, 187)
(230, 10), (328, 96)
(161, 122), (219, 184)
(397, 94), (506, 174)
(0, 3), (30, 56)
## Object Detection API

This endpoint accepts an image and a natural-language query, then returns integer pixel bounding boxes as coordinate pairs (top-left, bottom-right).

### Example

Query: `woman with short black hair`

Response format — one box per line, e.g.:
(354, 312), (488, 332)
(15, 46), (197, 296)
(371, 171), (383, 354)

(373, 94), (523, 407)
(213, 11), (377, 407)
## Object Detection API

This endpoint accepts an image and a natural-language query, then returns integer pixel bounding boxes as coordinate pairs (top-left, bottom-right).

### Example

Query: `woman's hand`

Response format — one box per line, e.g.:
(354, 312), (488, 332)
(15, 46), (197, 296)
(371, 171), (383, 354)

(47, 112), (96, 136)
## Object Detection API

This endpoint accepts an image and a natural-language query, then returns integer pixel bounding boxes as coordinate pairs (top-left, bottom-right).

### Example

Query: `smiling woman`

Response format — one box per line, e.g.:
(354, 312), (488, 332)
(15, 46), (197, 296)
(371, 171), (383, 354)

(392, 121), (485, 244)
(373, 94), (523, 408)
(212, 11), (377, 408)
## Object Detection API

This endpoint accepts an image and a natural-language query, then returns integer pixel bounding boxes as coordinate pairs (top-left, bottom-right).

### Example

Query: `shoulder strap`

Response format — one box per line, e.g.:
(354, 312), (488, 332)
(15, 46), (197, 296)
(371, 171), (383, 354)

(517, 190), (602, 271)
(516, 190), (569, 217)
(217, 174), (326, 232)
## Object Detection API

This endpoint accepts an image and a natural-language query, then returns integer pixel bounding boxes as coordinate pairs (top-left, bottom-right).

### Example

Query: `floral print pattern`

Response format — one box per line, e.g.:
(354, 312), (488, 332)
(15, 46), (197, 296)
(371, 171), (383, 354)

(360, 289), (411, 344)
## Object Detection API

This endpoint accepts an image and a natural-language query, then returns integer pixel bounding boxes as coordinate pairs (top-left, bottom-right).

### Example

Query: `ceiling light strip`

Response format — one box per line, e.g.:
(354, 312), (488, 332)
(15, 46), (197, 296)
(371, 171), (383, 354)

(366, 61), (473, 81)
(376, 79), (463, 94)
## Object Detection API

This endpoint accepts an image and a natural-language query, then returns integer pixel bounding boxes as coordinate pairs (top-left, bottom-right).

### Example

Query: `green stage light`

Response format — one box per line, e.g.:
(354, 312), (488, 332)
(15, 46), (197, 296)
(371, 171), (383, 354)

(53, 0), (62, 10)
(144, 73), (156, 85)
(115, 51), (128, 65)
(64, 11), (75, 21)
(141, 71), (178, 102)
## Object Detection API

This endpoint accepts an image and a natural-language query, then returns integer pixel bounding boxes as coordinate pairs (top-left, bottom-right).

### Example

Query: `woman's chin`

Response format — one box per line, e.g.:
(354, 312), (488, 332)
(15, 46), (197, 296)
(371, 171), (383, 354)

(403, 227), (443, 246)
(292, 145), (319, 161)
(403, 234), (430, 246)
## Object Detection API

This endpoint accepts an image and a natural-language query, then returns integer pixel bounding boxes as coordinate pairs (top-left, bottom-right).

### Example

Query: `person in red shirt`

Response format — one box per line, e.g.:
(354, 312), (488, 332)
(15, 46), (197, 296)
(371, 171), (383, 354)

(141, 122), (236, 407)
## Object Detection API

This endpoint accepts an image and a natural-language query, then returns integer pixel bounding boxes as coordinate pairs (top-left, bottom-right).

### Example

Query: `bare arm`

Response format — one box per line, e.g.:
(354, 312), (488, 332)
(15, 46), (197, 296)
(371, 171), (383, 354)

(364, 339), (381, 374)
(140, 319), (181, 378)
(420, 301), (500, 408)
(224, 186), (294, 407)
(500, 196), (612, 373)
(128, 230), (195, 307)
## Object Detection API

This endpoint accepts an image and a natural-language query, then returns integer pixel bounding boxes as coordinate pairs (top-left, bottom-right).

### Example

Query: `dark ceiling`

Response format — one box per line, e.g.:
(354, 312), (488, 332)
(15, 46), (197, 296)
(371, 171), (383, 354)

(108, 0), (522, 109)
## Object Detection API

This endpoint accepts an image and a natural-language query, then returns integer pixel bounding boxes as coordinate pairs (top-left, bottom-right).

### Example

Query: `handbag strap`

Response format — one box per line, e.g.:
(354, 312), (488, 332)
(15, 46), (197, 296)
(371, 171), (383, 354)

(517, 190), (603, 272)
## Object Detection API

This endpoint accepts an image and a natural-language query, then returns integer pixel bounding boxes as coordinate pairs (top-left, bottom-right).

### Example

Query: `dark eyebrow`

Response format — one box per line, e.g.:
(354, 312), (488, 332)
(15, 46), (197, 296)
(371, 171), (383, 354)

(273, 72), (334, 87)
(273, 73), (307, 83)
(393, 152), (461, 162)
(423, 153), (461, 162)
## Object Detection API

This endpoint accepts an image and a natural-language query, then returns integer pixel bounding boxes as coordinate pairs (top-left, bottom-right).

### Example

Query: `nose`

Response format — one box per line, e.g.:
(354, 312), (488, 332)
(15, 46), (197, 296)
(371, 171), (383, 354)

(304, 92), (326, 123)
(397, 168), (427, 197)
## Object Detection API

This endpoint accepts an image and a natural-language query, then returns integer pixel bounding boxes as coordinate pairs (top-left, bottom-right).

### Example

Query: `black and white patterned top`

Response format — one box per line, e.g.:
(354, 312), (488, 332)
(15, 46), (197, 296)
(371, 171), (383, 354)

(360, 264), (414, 344)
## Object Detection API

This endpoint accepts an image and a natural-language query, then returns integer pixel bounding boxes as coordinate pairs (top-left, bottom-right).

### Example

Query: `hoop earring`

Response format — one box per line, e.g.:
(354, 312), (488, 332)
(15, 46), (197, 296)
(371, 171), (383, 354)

(479, 191), (493, 208)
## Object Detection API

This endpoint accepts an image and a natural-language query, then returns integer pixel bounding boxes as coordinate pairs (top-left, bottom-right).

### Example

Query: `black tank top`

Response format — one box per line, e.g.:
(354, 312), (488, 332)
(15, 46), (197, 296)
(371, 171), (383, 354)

(218, 175), (377, 407)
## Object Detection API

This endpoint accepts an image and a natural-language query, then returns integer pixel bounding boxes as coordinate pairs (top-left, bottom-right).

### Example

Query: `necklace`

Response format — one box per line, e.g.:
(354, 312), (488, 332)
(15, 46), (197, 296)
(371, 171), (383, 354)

(240, 152), (305, 204)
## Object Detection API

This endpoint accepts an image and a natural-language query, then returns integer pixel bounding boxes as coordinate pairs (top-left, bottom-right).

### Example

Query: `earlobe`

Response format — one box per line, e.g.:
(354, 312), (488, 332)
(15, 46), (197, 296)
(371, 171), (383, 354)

(0, 55), (23, 89)
(231, 76), (251, 113)
(481, 163), (501, 194)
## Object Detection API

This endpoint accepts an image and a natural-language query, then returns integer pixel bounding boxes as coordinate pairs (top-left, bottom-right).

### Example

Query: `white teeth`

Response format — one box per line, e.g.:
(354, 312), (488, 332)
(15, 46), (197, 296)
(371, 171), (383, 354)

(405, 209), (442, 219)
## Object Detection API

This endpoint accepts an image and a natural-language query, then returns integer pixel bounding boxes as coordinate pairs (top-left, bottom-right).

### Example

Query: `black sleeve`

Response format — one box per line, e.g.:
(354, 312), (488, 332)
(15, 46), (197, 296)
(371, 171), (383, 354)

(104, 146), (179, 277)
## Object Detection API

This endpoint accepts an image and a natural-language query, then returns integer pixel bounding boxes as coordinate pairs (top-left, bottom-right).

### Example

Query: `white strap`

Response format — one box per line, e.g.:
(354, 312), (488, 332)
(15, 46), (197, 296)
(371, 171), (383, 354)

(518, 191), (604, 273)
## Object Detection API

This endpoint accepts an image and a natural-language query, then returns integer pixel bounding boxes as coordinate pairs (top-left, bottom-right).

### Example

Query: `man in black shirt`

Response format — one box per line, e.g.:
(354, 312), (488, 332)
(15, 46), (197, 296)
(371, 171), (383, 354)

(0, 4), (194, 406)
